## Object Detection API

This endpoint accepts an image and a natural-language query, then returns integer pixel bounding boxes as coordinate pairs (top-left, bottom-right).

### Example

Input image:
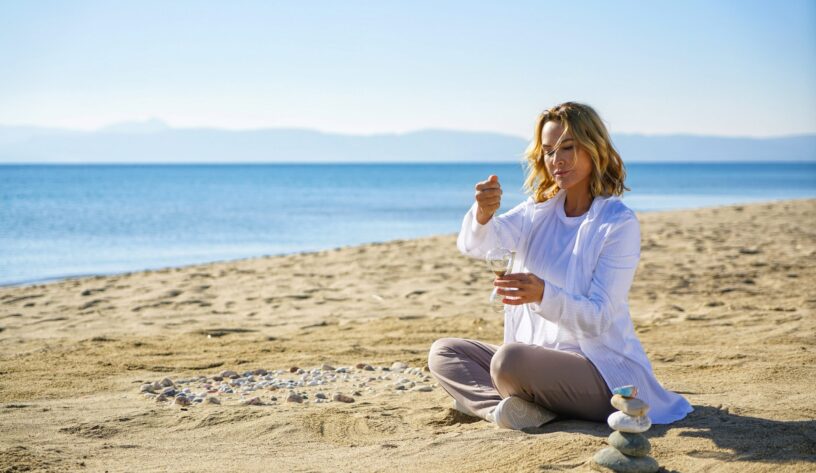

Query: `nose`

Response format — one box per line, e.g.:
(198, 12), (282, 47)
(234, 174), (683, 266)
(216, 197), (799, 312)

(551, 148), (567, 167)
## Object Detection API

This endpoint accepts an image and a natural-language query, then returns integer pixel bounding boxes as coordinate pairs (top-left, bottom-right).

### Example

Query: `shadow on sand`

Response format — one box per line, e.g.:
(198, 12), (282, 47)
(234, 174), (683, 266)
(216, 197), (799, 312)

(521, 404), (815, 470)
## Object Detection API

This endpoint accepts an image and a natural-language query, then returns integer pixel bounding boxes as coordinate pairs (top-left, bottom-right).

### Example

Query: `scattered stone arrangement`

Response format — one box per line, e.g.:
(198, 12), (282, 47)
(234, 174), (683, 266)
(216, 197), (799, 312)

(138, 361), (435, 408)
(590, 385), (659, 473)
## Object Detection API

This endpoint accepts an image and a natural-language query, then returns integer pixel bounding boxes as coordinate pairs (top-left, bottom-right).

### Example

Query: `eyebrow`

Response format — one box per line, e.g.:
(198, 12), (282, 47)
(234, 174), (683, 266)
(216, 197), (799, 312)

(542, 138), (573, 148)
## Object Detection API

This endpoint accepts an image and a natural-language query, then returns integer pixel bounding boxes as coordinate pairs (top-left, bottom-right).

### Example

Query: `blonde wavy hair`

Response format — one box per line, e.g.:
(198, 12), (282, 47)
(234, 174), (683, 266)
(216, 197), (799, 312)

(522, 101), (630, 203)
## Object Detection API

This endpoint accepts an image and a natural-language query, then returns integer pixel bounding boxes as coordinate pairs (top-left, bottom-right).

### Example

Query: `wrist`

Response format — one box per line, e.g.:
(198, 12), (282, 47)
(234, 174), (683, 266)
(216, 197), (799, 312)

(476, 208), (494, 225)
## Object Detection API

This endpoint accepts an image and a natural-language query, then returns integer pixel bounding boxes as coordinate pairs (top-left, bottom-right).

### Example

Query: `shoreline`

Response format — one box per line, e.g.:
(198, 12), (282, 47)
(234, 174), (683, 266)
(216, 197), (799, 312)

(4, 195), (814, 289)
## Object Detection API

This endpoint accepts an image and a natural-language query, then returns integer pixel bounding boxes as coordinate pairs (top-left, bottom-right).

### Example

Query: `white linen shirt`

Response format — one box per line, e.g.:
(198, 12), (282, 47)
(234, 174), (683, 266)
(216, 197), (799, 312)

(457, 188), (693, 424)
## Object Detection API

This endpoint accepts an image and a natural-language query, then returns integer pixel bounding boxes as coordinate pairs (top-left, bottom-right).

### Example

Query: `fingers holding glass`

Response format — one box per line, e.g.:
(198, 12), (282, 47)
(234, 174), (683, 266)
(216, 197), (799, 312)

(493, 273), (545, 305)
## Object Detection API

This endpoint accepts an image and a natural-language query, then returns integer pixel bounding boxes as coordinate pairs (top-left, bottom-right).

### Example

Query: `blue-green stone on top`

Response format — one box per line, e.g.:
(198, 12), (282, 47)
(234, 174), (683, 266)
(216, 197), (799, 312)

(612, 385), (638, 398)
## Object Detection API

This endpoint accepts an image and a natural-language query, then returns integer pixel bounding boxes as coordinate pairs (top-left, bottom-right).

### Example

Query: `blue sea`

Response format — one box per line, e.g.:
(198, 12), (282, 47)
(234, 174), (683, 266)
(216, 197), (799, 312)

(1, 162), (815, 286)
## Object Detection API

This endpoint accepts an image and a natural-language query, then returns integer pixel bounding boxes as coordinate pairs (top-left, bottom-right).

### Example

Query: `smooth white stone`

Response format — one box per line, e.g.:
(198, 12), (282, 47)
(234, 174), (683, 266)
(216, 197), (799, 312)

(607, 411), (652, 433)
(391, 362), (408, 371)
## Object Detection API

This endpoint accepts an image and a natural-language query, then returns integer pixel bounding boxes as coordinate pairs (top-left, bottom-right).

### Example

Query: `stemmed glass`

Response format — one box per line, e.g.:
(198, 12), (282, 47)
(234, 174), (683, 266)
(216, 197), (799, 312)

(486, 247), (515, 305)
(483, 198), (515, 306)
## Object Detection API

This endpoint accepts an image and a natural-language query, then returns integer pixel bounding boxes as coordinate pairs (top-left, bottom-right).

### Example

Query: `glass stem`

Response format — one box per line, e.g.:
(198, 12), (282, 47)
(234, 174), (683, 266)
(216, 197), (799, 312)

(489, 286), (499, 303)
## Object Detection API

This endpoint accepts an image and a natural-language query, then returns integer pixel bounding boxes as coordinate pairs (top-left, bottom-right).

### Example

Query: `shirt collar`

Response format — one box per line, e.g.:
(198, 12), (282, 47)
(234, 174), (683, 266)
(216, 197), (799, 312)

(529, 188), (617, 221)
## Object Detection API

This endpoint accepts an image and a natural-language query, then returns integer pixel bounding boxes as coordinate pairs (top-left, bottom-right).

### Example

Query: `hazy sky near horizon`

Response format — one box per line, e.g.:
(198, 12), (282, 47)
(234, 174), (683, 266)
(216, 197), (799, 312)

(1, 0), (814, 138)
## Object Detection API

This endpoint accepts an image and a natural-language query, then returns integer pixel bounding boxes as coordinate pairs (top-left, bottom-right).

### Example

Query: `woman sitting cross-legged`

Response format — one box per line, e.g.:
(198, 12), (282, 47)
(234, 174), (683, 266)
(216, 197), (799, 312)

(427, 101), (693, 430)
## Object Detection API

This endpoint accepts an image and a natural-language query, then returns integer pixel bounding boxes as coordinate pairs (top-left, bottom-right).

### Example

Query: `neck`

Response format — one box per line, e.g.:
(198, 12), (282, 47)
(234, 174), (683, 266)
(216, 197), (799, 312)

(563, 185), (593, 217)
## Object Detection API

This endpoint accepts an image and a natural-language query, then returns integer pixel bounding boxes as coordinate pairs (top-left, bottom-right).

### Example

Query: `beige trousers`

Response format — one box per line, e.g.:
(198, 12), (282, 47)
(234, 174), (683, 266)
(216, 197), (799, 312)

(427, 338), (615, 422)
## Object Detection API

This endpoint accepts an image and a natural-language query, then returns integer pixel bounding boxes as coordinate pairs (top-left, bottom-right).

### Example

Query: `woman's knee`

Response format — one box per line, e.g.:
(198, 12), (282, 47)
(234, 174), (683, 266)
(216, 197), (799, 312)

(489, 342), (529, 383)
(427, 337), (464, 372)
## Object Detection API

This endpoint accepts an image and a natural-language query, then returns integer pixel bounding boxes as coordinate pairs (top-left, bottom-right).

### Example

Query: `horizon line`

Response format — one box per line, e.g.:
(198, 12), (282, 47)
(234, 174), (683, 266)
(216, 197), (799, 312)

(1, 120), (815, 141)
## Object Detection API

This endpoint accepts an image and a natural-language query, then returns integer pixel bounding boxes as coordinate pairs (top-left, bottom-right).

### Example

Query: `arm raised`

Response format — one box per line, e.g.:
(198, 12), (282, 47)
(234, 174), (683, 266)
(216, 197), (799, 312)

(457, 199), (528, 259)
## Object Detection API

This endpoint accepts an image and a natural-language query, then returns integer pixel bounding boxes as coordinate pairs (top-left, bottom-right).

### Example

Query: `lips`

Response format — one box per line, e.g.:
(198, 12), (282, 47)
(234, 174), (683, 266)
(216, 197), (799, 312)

(554, 170), (571, 177)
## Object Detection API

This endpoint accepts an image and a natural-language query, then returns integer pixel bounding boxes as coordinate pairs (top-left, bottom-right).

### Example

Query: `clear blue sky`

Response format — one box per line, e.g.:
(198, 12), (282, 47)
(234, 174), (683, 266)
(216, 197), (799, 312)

(1, 0), (814, 138)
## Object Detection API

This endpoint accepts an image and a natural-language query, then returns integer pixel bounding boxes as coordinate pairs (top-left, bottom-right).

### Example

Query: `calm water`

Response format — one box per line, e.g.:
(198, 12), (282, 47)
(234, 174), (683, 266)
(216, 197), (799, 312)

(2, 162), (814, 286)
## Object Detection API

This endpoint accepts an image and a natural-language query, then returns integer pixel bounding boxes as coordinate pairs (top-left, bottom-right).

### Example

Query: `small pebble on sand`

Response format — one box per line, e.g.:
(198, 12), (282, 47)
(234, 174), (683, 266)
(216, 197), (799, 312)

(333, 393), (355, 403)
(242, 396), (263, 406)
(174, 396), (191, 406)
(138, 362), (436, 409)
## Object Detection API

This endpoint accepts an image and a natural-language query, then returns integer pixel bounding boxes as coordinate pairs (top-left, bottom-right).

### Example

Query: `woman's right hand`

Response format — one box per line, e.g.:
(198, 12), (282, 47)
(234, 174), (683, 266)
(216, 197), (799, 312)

(474, 174), (502, 225)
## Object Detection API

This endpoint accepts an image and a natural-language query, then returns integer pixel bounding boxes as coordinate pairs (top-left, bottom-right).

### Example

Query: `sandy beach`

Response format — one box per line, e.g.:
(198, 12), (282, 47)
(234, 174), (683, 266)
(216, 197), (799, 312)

(1, 197), (814, 472)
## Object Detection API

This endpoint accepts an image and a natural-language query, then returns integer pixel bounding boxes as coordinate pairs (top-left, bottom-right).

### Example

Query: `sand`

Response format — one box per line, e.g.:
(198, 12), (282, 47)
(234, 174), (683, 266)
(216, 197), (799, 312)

(1, 197), (815, 472)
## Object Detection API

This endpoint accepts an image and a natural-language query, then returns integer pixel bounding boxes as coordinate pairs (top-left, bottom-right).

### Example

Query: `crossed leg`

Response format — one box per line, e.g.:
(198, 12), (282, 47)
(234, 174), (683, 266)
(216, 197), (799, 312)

(428, 338), (615, 423)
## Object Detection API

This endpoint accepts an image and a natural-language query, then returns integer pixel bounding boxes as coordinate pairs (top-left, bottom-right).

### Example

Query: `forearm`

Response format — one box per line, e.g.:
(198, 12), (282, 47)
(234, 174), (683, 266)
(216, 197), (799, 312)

(457, 202), (499, 258)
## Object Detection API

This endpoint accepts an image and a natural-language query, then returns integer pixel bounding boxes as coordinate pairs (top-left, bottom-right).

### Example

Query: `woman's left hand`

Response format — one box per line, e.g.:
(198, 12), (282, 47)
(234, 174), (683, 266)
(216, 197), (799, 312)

(494, 273), (545, 305)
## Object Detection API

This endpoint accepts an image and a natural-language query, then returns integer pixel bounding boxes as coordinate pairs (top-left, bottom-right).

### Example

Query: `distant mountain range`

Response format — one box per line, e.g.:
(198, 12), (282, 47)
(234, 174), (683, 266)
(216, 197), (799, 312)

(0, 120), (813, 163)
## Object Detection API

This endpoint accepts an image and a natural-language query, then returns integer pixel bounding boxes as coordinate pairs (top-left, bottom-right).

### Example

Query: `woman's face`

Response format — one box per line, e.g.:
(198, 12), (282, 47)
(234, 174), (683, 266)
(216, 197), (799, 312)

(541, 120), (593, 192)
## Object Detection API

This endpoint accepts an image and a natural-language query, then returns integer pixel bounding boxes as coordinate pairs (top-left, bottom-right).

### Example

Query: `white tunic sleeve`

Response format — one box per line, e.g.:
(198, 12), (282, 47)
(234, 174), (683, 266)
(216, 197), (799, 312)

(456, 199), (528, 259)
(528, 214), (641, 339)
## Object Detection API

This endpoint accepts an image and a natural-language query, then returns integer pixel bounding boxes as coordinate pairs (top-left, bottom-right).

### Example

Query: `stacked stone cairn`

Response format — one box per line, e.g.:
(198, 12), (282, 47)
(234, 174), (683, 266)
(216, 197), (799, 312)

(590, 385), (659, 473)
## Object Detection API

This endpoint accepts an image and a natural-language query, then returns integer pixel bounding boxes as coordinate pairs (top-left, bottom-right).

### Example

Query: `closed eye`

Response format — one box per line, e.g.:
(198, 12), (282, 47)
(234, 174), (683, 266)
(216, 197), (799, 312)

(542, 145), (573, 156)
